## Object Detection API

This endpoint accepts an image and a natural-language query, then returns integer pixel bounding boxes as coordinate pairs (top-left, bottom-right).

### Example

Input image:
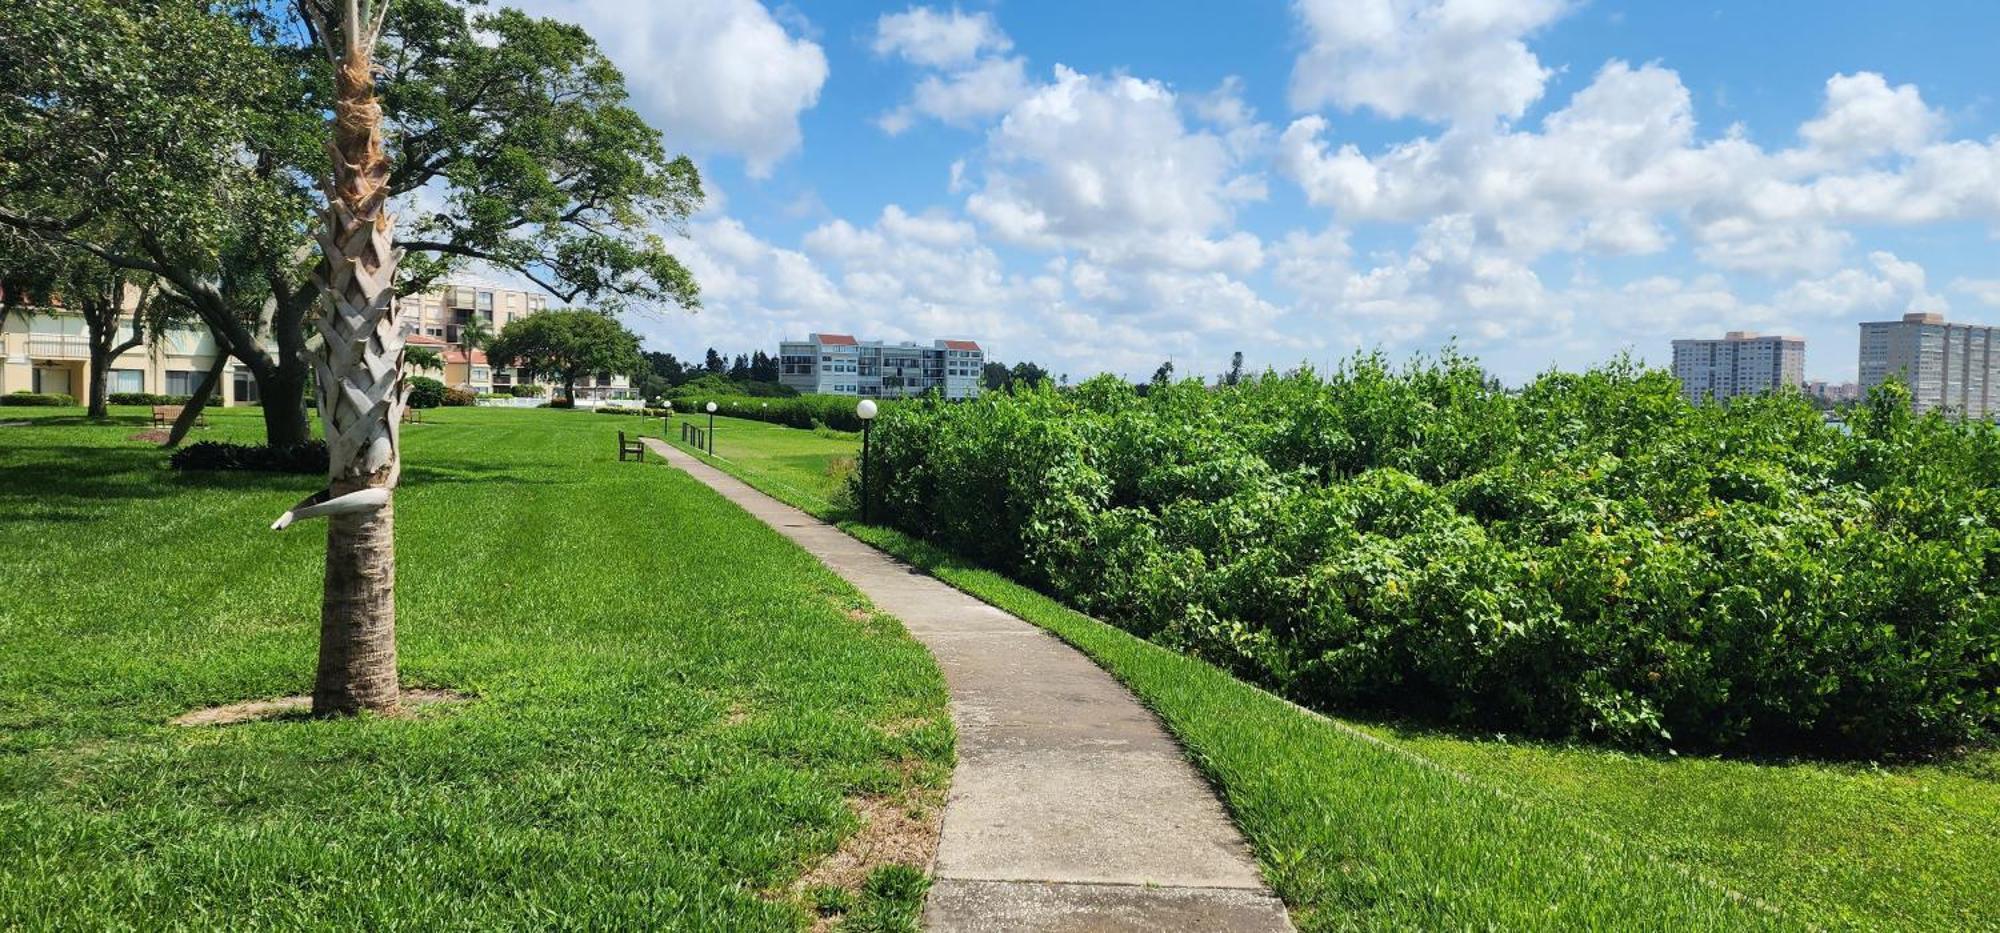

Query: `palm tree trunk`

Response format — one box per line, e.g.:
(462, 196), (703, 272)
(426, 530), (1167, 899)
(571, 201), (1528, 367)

(303, 0), (404, 716)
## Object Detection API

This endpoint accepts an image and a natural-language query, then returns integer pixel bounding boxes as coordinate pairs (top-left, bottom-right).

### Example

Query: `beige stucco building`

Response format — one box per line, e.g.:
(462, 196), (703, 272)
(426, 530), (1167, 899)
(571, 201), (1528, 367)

(0, 305), (258, 404)
(1, 278), (631, 404)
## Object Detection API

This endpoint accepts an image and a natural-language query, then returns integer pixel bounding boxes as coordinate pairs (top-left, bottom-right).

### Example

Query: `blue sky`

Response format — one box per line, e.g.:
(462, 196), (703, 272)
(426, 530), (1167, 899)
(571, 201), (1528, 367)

(507, 0), (2000, 384)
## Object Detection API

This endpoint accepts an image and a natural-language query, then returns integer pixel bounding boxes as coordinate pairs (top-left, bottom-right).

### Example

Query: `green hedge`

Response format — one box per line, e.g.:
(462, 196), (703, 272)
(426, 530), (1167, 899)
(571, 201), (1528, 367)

(673, 394), (880, 432)
(1, 391), (75, 407)
(107, 392), (193, 406)
(169, 440), (328, 474)
(407, 376), (446, 409)
(863, 355), (2000, 759)
(442, 386), (476, 407)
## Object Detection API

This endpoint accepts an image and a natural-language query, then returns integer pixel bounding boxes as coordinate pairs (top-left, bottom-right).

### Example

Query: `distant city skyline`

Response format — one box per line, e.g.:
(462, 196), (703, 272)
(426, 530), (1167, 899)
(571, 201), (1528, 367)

(491, 0), (2000, 385)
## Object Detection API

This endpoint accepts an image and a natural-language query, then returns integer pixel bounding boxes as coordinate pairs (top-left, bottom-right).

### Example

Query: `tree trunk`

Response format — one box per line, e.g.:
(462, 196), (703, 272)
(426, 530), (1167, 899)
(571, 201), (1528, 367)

(315, 486), (399, 710)
(86, 345), (111, 419)
(260, 360), (312, 447)
(303, 0), (405, 717)
(564, 374), (577, 402)
(166, 350), (230, 447)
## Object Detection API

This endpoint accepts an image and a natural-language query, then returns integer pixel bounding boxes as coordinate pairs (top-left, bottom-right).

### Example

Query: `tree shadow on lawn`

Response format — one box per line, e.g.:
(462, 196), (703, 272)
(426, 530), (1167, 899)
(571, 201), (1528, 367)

(0, 445), (313, 523)
(10, 414), (156, 428)
(399, 463), (559, 486)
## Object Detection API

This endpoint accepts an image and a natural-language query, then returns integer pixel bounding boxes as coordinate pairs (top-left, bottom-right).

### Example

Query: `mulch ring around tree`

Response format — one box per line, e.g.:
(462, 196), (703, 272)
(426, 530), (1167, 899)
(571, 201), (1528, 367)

(128, 430), (170, 443)
(170, 688), (469, 726)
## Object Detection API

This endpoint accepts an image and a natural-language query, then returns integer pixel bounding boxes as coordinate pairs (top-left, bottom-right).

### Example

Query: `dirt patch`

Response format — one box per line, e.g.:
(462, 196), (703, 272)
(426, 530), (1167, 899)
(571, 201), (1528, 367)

(791, 791), (944, 919)
(875, 715), (941, 738)
(128, 429), (171, 443)
(171, 688), (468, 726)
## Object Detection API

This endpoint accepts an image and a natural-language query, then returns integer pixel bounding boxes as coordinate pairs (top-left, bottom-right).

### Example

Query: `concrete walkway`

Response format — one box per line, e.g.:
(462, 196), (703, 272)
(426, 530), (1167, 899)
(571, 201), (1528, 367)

(644, 438), (1291, 932)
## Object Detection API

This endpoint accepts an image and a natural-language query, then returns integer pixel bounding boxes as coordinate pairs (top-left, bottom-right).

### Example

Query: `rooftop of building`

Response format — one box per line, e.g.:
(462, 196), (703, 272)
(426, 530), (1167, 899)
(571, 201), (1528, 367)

(790, 333), (982, 352)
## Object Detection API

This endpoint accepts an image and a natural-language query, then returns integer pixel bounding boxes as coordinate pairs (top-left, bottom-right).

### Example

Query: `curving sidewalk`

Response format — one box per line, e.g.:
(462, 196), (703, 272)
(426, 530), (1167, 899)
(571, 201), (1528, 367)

(644, 438), (1291, 932)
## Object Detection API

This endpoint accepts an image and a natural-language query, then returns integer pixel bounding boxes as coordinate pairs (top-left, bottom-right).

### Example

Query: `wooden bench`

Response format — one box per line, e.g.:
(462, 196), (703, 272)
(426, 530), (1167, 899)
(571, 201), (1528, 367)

(152, 405), (207, 429)
(400, 406), (423, 424)
(617, 430), (644, 462)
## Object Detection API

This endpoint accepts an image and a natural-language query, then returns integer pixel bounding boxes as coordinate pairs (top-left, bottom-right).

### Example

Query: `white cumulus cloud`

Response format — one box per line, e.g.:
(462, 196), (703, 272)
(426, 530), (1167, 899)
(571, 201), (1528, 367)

(1289, 0), (1575, 125)
(516, 0), (827, 176)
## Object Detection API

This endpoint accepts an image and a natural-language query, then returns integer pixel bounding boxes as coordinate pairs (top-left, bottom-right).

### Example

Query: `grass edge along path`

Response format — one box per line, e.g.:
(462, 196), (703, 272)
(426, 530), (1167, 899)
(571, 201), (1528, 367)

(842, 524), (1793, 932)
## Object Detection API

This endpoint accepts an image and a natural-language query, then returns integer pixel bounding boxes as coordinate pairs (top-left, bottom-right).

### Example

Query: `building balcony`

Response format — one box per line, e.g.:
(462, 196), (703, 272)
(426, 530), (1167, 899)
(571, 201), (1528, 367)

(27, 335), (89, 360)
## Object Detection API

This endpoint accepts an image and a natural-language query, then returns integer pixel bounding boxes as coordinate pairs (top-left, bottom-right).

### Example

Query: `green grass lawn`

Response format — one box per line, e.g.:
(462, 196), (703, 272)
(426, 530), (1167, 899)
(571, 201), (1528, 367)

(0, 405), (950, 930)
(689, 415), (1997, 931)
(663, 413), (859, 519)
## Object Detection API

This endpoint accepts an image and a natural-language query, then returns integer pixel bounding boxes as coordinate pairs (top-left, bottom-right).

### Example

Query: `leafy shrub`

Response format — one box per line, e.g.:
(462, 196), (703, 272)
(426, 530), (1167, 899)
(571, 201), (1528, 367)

(169, 440), (329, 474)
(509, 384), (542, 398)
(108, 392), (193, 406)
(542, 397), (575, 409)
(406, 376), (446, 409)
(2, 391), (74, 407)
(442, 386), (476, 407)
(865, 354), (2000, 759)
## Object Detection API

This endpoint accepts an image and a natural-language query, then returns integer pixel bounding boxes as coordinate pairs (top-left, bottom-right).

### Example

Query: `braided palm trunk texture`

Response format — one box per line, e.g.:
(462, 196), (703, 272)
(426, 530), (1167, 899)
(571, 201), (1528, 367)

(310, 27), (405, 715)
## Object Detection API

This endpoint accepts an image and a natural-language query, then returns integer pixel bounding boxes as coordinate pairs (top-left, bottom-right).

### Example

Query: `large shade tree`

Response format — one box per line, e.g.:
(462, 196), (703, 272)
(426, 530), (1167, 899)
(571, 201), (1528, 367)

(486, 308), (642, 402)
(0, 0), (702, 447)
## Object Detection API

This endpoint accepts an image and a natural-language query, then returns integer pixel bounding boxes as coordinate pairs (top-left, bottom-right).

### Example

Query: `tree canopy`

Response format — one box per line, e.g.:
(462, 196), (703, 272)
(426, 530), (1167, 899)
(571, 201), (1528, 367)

(0, 0), (703, 444)
(487, 308), (642, 401)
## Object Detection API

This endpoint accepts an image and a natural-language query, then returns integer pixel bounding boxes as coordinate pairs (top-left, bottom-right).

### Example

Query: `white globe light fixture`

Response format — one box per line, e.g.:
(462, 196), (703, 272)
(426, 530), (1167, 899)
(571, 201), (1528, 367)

(856, 399), (879, 522)
(705, 401), (717, 413)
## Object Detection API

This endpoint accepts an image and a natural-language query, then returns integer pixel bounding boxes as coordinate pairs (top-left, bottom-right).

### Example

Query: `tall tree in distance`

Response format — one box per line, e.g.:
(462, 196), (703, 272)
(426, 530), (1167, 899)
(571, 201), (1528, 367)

(457, 311), (492, 390)
(1225, 350), (1244, 387)
(488, 308), (643, 403)
(282, 0), (407, 716)
(704, 348), (725, 374)
(982, 361), (1011, 391)
(1009, 361), (1049, 389)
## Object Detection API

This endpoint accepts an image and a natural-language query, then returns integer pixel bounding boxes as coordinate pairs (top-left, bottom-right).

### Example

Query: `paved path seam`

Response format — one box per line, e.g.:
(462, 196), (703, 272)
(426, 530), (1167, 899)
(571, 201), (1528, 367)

(644, 438), (1292, 932)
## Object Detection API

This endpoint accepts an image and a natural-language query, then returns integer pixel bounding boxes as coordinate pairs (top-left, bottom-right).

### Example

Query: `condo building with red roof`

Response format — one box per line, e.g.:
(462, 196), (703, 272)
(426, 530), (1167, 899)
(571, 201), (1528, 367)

(778, 333), (985, 400)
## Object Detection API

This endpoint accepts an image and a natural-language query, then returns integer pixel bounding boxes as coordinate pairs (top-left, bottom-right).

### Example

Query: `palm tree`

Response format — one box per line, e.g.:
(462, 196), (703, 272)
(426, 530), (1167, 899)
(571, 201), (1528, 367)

(458, 311), (492, 391)
(404, 345), (443, 372)
(276, 0), (404, 716)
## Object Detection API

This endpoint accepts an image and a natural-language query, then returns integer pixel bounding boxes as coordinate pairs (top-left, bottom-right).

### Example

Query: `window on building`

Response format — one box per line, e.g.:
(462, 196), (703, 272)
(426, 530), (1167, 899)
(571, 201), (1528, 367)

(110, 369), (145, 393)
(166, 370), (199, 396)
(232, 367), (260, 404)
(472, 367), (490, 382)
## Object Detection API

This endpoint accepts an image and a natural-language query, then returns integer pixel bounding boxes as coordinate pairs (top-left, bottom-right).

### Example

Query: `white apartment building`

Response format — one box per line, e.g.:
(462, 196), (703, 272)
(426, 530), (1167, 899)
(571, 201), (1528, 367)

(778, 333), (984, 400)
(1670, 331), (1805, 402)
(1859, 312), (2000, 418)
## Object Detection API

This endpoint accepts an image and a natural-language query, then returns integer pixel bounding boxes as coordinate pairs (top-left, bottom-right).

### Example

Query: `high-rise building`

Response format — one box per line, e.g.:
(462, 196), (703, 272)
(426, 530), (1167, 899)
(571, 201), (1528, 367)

(778, 333), (983, 400)
(1670, 331), (1805, 402)
(1859, 312), (2000, 418)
